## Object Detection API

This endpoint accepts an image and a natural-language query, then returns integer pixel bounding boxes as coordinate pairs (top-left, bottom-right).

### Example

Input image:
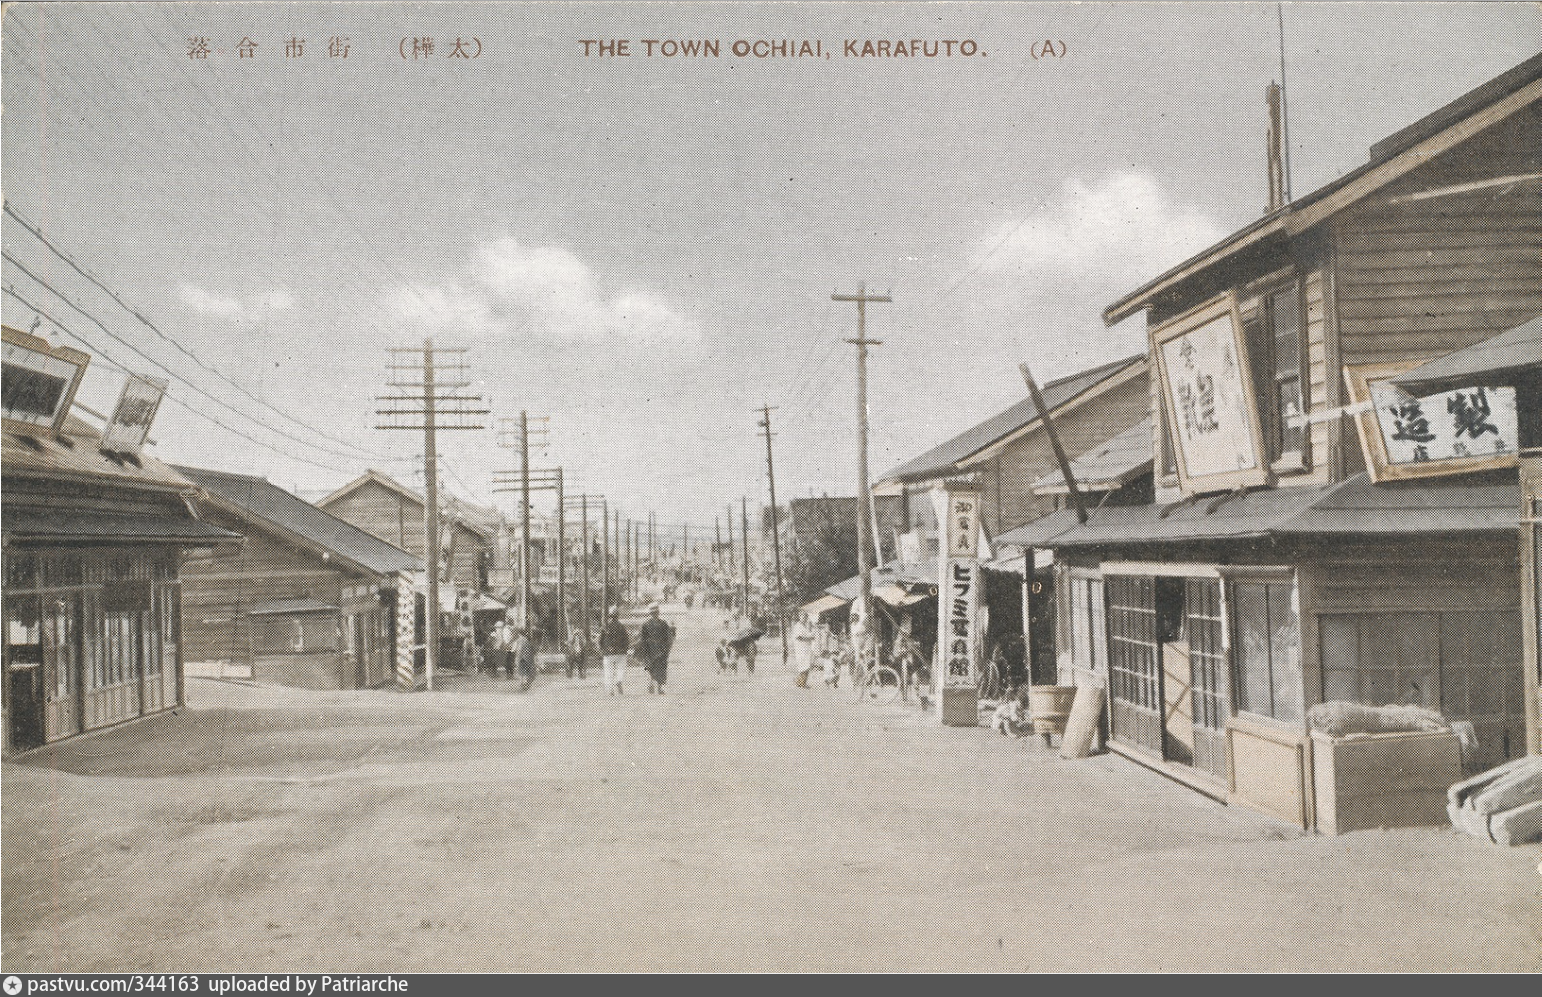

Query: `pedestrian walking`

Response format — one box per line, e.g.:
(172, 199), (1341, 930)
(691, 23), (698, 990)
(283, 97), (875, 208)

(791, 611), (816, 688)
(566, 629), (589, 679)
(715, 639), (731, 674)
(638, 602), (676, 694)
(599, 606), (630, 696)
(513, 628), (536, 692)
(490, 617), (513, 678)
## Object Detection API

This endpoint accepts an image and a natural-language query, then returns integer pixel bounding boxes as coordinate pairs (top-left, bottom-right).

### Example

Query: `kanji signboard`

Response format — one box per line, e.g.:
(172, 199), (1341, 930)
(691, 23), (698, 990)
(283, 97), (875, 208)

(1346, 361), (1521, 482)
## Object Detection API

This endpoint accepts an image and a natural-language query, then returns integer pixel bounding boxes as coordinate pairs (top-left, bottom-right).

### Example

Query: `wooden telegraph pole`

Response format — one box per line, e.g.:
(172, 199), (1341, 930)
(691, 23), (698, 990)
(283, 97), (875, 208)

(759, 403), (788, 665)
(377, 339), (488, 692)
(833, 284), (892, 664)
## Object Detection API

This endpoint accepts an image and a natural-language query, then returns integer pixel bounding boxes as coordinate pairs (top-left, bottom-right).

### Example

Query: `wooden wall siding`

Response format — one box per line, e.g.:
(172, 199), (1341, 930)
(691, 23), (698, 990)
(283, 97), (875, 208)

(1332, 115), (1542, 370)
(179, 506), (354, 663)
(321, 482), (485, 593)
(990, 373), (1150, 534)
(323, 482), (419, 553)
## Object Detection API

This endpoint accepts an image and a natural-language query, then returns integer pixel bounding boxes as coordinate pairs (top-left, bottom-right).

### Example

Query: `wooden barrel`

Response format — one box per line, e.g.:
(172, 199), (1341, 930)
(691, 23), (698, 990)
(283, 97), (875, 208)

(1028, 685), (1078, 736)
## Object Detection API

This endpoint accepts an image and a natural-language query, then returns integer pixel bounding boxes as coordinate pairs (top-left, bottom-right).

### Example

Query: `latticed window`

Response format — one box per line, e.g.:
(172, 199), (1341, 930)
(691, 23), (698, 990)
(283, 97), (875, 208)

(1244, 284), (1308, 468)
(1107, 576), (1159, 710)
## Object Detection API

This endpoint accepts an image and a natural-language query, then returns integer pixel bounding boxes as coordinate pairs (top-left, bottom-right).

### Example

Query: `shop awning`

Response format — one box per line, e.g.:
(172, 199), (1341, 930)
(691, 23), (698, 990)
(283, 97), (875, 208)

(873, 583), (931, 607)
(1389, 317), (1542, 394)
(800, 593), (849, 618)
(2, 506), (241, 545)
(1024, 473), (1519, 550)
(1032, 417), (1155, 495)
(463, 592), (508, 613)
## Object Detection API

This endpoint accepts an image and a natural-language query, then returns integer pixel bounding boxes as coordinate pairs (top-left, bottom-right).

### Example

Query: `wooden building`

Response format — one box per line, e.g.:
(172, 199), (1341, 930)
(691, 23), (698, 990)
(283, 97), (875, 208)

(317, 469), (497, 599)
(874, 355), (1149, 548)
(176, 466), (422, 690)
(1023, 54), (1541, 828)
(2, 327), (237, 755)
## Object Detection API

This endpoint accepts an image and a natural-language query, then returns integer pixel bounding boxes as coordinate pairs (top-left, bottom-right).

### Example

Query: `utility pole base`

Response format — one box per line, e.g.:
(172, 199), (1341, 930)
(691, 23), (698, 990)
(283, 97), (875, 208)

(940, 685), (979, 727)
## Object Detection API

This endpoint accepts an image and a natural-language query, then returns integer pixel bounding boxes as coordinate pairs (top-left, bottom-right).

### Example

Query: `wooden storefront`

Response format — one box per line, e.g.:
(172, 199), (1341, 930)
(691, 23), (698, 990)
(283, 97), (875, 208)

(3, 327), (238, 753)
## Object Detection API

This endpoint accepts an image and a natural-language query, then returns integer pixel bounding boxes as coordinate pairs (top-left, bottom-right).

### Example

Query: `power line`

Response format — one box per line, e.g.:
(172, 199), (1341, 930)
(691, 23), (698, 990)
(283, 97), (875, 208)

(2, 284), (356, 475)
(2, 201), (393, 462)
(1, 249), (390, 466)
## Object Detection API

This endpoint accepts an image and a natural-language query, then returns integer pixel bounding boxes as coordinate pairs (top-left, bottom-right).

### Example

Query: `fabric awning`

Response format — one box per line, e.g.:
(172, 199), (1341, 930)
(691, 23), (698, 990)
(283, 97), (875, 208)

(801, 593), (849, 618)
(873, 583), (931, 607)
(1390, 317), (1542, 394)
(2, 506), (241, 545)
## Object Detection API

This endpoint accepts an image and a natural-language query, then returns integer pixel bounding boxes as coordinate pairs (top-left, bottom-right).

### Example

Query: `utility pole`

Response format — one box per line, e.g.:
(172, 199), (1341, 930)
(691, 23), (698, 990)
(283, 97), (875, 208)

(833, 283), (892, 663)
(493, 464), (562, 635)
(602, 502), (611, 620)
(496, 415), (548, 631)
(377, 339), (488, 692)
(715, 517), (723, 570)
(759, 403), (789, 665)
(579, 495), (591, 636)
(741, 496), (751, 623)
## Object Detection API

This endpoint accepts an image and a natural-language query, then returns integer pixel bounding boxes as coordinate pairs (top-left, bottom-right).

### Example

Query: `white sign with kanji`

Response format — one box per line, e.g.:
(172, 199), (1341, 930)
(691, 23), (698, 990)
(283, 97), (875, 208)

(1159, 311), (1260, 480)
(1370, 381), (1517, 466)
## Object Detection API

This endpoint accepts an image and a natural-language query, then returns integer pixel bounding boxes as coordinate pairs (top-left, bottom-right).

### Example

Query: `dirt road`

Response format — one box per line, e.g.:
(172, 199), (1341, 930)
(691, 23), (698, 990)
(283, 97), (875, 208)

(4, 604), (1540, 972)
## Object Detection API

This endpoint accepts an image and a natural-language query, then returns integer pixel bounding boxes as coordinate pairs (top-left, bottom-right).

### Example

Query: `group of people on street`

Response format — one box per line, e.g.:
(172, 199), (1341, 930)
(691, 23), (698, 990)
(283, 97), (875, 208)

(599, 602), (676, 695)
(485, 603), (676, 696)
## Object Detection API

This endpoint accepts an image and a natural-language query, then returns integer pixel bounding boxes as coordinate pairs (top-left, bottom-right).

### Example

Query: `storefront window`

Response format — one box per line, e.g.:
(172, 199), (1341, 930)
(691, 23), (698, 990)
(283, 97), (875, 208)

(254, 613), (341, 655)
(1232, 581), (1302, 723)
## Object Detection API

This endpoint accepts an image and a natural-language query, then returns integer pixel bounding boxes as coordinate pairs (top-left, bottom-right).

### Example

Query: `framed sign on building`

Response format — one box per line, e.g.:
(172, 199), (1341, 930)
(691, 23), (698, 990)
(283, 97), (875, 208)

(1152, 294), (1269, 495)
(2, 326), (90, 433)
(1344, 361), (1520, 482)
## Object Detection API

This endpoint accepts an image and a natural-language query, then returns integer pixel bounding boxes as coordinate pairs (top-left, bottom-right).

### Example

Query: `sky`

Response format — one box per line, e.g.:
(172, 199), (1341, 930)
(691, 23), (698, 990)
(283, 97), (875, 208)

(3, 1), (1539, 537)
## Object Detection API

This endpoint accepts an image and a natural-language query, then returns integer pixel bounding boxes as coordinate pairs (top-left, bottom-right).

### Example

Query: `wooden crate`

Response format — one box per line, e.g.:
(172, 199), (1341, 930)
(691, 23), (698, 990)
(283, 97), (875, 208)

(1310, 729), (1462, 835)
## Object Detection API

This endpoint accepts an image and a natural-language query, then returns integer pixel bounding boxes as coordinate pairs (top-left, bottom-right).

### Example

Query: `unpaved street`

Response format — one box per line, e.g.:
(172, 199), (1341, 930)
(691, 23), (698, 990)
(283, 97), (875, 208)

(4, 605), (1540, 972)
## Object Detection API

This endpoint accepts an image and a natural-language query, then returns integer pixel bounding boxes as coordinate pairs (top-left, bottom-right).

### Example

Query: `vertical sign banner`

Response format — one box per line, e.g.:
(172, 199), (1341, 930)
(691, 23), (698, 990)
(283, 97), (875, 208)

(100, 373), (168, 455)
(935, 487), (980, 688)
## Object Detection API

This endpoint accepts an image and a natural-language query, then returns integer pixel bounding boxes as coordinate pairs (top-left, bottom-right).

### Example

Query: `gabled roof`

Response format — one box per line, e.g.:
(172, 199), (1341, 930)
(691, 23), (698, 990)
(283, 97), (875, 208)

(319, 469), (502, 539)
(877, 355), (1145, 486)
(1104, 52), (1542, 326)
(176, 465), (422, 576)
(998, 473), (1518, 549)
(1390, 316), (1542, 394)
(1032, 416), (1155, 494)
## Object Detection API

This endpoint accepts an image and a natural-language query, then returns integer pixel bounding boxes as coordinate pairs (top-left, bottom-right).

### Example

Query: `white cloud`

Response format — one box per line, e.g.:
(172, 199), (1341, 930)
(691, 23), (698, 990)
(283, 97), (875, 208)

(178, 283), (243, 319)
(386, 236), (700, 347)
(983, 172), (1228, 287)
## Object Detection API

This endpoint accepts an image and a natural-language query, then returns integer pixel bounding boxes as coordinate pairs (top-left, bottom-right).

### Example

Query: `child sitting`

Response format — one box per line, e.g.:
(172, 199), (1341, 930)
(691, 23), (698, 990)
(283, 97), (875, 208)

(991, 686), (1031, 738)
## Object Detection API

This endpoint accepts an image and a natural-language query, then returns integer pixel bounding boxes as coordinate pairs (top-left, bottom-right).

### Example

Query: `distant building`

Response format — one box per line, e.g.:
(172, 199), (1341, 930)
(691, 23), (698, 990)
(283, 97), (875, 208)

(176, 466), (422, 690)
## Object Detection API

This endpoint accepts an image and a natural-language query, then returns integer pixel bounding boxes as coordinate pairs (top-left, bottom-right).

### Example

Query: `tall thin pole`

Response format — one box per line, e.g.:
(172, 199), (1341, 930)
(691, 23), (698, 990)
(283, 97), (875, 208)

(1020, 364), (1088, 525)
(423, 338), (440, 691)
(602, 500), (611, 623)
(833, 284), (892, 657)
(1277, 2), (1293, 203)
(579, 495), (591, 638)
(760, 403), (788, 665)
(556, 467), (566, 641)
(520, 410), (533, 632)
(715, 517), (723, 569)
(741, 496), (751, 621)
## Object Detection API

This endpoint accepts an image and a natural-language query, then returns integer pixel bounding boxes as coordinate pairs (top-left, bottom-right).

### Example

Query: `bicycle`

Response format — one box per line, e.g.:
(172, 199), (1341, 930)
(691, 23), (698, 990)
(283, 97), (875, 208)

(851, 645), (903, 705)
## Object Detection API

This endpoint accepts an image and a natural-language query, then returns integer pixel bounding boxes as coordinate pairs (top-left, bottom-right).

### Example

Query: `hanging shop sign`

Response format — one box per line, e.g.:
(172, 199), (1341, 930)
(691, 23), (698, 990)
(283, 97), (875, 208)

(1152, 294), (1268, 493)
(1345, 361), (1520, 482)
(1, 326), (90, 433)
(100, 373), (168, 456)
(934, 486), (981, 688)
